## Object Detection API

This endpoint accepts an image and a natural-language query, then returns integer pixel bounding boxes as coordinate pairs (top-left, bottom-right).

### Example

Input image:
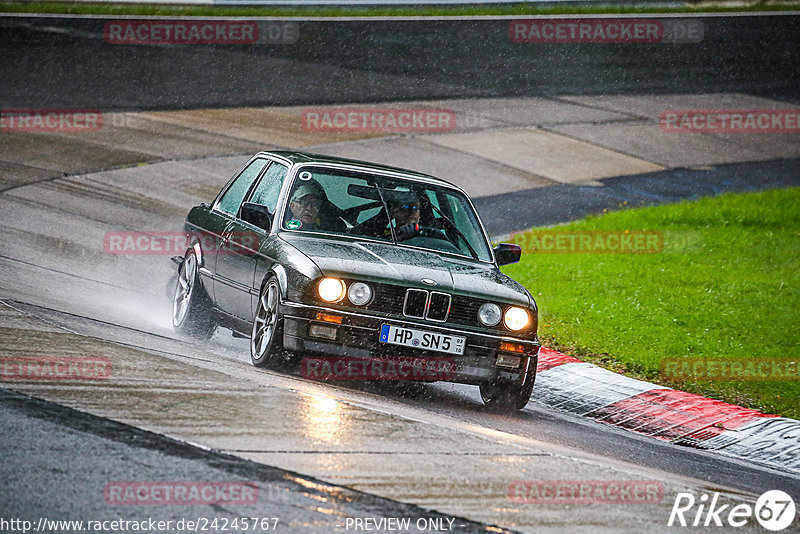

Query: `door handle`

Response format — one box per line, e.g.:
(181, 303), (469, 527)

(220, 222), (236, 242)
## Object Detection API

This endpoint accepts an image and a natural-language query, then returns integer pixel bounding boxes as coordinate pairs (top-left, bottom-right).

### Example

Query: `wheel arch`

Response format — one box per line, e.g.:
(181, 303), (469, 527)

(188, 240), (204, 269)
(181, 242), (211, 297)
(260, 264), (288, 298)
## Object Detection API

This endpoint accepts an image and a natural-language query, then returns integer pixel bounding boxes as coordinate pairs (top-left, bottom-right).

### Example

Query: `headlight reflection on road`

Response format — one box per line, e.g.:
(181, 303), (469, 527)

(301, 395), (347, 445)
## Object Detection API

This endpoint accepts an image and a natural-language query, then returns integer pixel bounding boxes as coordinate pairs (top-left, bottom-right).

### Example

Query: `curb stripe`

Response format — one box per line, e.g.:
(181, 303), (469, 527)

(534, 348), (799, 475)
(586, 389), (773, 441)
(536, 346), (582, 372)
(705, 418), (800, 470)
(535, 362), (669, 415)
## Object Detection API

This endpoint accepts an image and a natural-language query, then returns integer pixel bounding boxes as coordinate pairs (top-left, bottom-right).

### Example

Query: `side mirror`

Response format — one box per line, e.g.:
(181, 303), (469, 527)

(494, 243), (522, 266)
(240, 202), (273, 232)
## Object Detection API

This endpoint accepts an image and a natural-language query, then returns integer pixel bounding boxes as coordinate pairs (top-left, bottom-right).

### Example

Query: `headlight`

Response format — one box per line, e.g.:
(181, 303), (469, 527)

(318, 278), (345, 302)
(347, 282), (372, 306)
(504, 307), (530, 331)
(478, 303), (502, 326)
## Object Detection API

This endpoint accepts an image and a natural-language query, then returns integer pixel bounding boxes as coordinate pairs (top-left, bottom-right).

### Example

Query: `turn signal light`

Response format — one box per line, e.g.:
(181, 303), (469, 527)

(500, 342), (525, 353)
(316, 312), (343, 324)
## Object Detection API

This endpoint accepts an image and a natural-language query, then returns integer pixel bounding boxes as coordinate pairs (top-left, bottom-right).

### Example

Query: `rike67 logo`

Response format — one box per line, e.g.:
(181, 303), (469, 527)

(668, 490), (795, 531)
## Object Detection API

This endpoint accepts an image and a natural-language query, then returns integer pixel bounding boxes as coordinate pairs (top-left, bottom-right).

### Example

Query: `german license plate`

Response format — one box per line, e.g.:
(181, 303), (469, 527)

(379, 324), (465, 355)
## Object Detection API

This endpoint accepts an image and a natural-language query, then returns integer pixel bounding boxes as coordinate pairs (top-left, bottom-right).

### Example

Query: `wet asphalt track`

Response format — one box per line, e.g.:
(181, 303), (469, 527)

(0, 387), (495, 534)
(1, 15), (799, 110)
(2, 299), (799, 532)
(1, 13), (800, 533)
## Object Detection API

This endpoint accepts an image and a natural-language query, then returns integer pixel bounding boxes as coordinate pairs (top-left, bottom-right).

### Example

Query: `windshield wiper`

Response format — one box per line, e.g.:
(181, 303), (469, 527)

(371, 182), (397, 243)
(427, 202), (479, 260)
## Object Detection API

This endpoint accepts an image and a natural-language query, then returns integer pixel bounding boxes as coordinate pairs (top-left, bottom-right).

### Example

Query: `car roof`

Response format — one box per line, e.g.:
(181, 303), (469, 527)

(258, 150), (461, 190)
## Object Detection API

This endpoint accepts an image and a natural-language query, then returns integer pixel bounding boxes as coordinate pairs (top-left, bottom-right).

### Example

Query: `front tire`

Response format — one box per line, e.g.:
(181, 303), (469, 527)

(172, 250), (216, 339)
(479, 364), (536, 411)
(250, 276), (290, 368)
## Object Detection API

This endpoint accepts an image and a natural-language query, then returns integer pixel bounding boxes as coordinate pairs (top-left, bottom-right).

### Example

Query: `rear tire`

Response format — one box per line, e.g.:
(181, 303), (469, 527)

(172, 250), (216, 339)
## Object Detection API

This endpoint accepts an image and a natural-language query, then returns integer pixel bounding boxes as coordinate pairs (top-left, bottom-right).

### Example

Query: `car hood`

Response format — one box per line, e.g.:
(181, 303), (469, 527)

(279, 233), (531, 307)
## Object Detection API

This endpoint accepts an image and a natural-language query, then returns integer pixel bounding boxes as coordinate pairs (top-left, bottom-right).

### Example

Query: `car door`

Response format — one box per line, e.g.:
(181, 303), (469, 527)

(209, 157), (270, 309)
(214, 160), (289, 321)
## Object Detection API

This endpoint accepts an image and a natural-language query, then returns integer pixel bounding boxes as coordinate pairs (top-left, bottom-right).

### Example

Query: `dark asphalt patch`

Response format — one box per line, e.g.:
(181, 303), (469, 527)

(475, 157), (800, 236)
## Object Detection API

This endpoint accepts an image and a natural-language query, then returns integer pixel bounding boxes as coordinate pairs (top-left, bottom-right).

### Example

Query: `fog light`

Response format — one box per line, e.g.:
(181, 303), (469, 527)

(496, 353), (522, 368)
(309, 323), (338, 341)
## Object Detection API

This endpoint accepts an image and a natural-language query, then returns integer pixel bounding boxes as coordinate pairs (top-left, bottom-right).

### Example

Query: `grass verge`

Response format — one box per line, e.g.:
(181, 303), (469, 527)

(1, 1), (800, 17)
(502, 187), (800, 419)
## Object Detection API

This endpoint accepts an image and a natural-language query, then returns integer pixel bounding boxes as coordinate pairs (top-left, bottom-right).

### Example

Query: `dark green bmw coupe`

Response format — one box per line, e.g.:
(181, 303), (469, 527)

(172, 151), (540, 409)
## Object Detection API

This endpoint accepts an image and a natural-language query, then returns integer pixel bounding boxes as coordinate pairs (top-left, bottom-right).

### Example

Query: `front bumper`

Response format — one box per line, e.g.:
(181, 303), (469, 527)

(281, 300), (540, 385)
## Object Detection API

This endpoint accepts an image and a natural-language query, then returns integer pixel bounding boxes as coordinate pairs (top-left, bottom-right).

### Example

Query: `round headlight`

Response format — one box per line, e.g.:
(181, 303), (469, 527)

(478, 303), (502, 326)
(504, 307), (530, 331)
(318, 278), (345, 302)
(347, 282), (372, 306)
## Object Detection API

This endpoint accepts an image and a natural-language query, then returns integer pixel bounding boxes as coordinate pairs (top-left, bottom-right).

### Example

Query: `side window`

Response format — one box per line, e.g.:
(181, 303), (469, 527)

(249, 162), (289, 214)
(217, 158), (267, 216)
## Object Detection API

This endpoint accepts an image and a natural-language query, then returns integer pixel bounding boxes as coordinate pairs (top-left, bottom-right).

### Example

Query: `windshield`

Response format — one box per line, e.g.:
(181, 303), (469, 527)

(281, 165), (493, 262)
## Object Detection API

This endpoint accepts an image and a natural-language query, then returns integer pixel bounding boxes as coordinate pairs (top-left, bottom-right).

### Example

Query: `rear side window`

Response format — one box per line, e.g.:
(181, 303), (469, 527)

(217, 158), (267, 216)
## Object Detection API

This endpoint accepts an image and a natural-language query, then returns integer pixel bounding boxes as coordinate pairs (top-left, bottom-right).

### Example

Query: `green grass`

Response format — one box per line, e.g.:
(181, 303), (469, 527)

(502, 188), (800, 419)
(2, 1), (800, 17)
